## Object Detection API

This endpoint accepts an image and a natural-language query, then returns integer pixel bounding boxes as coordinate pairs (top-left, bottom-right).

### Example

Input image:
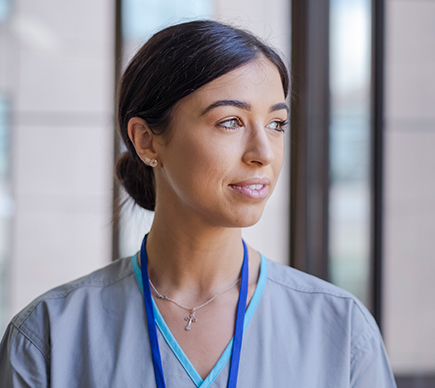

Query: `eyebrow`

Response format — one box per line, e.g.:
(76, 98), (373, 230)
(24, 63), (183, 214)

(200, 100), (289, 116)
(269, 103), (289, 114)
(201, 100), (251, 115)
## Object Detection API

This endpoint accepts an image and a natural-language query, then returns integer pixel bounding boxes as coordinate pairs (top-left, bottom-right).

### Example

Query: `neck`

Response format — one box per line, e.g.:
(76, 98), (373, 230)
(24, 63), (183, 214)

(142, 211), (245, 301)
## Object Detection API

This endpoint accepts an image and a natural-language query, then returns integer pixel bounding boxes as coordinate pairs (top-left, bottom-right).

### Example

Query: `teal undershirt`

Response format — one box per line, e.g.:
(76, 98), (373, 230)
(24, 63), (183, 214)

(132, 252), (267, 388)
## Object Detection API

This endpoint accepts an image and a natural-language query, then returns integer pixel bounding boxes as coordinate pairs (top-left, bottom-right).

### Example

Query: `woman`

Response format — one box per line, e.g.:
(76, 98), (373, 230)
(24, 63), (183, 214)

(0, 20), (396, 387)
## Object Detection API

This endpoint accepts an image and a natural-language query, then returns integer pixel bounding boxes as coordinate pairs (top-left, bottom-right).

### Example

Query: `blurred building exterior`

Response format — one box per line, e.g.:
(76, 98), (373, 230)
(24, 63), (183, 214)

(0, 0), (434, 386)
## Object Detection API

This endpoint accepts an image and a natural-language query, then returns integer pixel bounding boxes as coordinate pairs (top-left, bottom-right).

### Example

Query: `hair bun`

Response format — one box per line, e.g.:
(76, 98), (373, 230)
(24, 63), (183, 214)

(115, 152), (155, 211)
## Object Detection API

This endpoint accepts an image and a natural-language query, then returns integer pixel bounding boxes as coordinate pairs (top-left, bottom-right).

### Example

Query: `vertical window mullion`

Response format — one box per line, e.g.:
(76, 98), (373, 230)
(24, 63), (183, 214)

(290, 0), (330, 280)
(370, 0), (385, 328)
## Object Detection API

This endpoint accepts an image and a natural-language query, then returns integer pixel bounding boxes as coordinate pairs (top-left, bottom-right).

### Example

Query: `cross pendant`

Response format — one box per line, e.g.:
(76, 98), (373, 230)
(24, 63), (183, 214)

(184, 311), (197, 331)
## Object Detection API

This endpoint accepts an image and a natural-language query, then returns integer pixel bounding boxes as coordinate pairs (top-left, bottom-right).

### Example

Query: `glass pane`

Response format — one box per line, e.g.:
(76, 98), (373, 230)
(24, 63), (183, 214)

(0, 0), (11, 23)
(329, 0), (372, 306)
(122, 0), (213, 65)
(119, 0), (213, 258)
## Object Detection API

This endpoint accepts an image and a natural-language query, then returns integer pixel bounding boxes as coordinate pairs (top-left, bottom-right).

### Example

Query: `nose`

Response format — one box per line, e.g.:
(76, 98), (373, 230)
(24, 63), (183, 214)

(242, 123), (275, 167)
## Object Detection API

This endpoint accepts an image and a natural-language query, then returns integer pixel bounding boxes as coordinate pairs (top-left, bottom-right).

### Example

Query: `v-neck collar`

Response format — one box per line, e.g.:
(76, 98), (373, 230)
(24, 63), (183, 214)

(132, 252), (267, 388)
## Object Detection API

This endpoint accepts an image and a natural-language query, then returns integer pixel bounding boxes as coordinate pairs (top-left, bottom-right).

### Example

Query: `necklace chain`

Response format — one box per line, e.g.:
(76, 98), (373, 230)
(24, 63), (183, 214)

(149, 275), (241, 330)
(149, 277), (240, 312)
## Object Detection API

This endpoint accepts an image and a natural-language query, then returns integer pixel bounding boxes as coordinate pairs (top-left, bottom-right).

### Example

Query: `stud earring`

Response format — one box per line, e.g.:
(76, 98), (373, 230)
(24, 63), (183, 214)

(144, 157), (158, 168)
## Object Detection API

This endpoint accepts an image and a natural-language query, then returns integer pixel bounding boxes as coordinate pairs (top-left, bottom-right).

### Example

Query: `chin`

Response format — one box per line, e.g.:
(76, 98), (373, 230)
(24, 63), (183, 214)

(225, 208), (265, 228)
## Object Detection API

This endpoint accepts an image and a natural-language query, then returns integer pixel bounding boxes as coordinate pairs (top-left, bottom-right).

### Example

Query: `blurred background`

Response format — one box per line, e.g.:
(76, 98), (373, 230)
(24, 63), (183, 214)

(0, 0), (434, 386)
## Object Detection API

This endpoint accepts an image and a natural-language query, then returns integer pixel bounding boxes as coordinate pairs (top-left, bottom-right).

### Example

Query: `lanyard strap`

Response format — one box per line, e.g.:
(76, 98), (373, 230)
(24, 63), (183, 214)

(140, 235), (166, 388)
(227, 239), (249, 387)
(140, 234), (249, 388)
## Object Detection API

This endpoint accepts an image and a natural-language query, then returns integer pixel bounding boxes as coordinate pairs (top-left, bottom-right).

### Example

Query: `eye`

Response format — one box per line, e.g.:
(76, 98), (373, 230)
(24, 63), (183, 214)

(218, 117), (243, 130)
(267, 120), (288, 133)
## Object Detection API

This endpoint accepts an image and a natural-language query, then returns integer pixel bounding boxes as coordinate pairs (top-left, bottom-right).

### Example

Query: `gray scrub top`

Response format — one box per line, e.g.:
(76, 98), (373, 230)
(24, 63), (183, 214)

(0, 253), (397, 387)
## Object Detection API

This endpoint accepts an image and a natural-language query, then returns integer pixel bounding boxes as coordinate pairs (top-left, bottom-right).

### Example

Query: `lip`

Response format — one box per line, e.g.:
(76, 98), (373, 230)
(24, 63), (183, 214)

(229, 177), (271, 200)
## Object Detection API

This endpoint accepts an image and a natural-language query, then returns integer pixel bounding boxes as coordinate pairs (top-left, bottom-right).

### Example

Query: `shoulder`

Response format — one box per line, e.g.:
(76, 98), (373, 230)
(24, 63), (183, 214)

(267, 259), (362, 300)
(251, 256), (396, 386)
(266, 257), (370, 306)
(264, 257), (381, 354)
(265, 258), (362, 300)
(1, 256), (142, 385)
(5, 257), (137, 357)
(12, 256), (135, 327)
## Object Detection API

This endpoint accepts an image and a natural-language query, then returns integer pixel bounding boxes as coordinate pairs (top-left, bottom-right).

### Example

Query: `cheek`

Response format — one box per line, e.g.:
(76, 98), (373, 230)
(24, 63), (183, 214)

(163, 134), (236, 195)
(270, 137), (285, 167)
(177, 136), (226, 174)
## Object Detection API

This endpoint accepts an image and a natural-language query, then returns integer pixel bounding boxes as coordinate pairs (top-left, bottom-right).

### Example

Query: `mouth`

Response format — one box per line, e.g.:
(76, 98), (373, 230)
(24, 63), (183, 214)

(245, 184), (264, 190)
(229, 179), (270, 200)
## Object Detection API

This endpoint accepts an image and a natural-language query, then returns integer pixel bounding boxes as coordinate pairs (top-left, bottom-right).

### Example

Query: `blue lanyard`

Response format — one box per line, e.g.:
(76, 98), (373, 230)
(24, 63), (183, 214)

(140, 234), (249, 388)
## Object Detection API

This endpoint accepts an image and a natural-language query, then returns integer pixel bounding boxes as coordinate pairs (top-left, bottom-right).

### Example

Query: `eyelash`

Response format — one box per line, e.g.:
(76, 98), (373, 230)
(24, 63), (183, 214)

(218, 118), (288, 133)
(218, 118), (242, 130)
(270, 120), (288, 133)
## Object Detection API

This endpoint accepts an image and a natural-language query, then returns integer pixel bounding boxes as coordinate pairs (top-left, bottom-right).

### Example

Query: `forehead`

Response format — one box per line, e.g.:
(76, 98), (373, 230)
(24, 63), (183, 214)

(180, 57), (285, 110)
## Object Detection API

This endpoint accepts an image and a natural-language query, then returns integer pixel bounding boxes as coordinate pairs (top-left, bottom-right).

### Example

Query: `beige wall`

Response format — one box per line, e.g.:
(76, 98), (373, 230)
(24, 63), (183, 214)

(5, 0), (115, 320)
(383, 0), (435, 374)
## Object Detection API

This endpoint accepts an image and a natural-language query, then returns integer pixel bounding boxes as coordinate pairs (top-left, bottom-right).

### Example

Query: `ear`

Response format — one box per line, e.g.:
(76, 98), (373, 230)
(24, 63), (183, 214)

(127, 117), (158, 163)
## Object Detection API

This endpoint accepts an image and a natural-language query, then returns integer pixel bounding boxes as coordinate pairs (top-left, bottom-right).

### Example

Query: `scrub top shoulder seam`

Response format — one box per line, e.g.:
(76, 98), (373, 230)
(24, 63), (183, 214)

(9, 321), (51, 365)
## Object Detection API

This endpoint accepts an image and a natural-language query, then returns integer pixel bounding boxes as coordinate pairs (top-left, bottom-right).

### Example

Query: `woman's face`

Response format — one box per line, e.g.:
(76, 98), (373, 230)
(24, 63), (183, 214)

(154, 56), (288, 228)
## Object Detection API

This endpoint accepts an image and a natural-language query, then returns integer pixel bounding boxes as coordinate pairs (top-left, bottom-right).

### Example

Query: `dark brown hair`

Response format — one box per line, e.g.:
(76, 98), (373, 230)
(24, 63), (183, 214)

(116, 20), (289, 211)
